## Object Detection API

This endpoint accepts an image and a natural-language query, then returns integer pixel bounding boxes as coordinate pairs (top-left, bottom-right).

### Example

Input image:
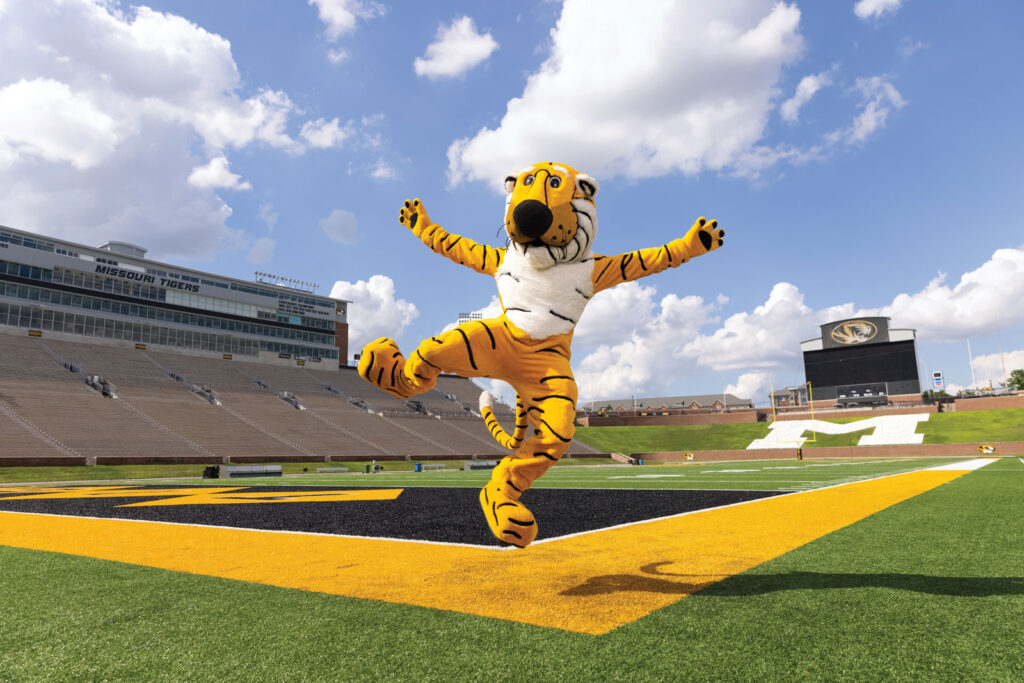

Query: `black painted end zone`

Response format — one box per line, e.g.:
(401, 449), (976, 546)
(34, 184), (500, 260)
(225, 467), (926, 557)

(0, 485), (788, 547)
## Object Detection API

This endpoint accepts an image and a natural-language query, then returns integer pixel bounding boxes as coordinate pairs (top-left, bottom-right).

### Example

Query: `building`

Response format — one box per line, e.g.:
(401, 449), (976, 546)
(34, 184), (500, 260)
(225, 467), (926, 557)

(771, 384), (810, 408)
(800, 317), (920, 405)
(0, 225), (348, 367)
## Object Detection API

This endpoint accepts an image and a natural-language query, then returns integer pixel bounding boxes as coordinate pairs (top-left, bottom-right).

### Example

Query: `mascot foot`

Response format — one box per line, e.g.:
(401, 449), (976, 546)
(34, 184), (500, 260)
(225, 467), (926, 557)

(358, 337), (419, 398)
(479, 458), (538, 548)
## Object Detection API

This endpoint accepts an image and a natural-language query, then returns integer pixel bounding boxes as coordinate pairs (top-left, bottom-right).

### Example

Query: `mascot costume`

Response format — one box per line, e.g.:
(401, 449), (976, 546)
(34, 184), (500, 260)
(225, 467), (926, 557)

(359, 161), (725, 547)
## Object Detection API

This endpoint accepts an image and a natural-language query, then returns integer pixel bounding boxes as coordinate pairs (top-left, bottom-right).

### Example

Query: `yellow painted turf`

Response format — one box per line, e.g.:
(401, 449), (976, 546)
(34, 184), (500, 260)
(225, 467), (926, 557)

(0, 486), (403, 506)
(0, 469), (966, 634)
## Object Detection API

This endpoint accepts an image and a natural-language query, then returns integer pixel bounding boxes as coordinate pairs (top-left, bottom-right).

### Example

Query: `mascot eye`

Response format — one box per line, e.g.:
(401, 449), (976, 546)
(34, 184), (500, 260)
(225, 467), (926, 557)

(523, 175), (535, 186)
(549, 177), (562, 189)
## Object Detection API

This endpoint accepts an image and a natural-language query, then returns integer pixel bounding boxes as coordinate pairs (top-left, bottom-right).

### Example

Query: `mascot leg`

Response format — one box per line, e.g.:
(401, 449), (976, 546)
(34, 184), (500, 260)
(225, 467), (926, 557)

(359, 321), (505, 399)
(480, 367), (578, 548)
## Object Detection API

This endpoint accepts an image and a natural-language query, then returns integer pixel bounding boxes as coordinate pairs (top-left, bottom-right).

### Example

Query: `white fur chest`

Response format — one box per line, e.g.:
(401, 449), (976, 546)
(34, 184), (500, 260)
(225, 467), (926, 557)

(495, 247), (593, 340)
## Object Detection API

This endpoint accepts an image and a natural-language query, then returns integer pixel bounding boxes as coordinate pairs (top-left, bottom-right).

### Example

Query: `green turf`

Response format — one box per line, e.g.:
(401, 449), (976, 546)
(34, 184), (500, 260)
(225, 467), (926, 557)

(131, 457), (959, 491)
(1, 458), (1020, 680)
(574, 422), (770, 452)
(0, 457), (615, 485)
(920, 407), (1024, 444)
(574, 407), (1024, 453)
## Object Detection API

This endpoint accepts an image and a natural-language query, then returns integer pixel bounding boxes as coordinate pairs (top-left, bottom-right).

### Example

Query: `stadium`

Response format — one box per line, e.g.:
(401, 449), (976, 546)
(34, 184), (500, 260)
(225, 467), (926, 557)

(1, 224), (1022, 680)
(3, 2), (1024, 678)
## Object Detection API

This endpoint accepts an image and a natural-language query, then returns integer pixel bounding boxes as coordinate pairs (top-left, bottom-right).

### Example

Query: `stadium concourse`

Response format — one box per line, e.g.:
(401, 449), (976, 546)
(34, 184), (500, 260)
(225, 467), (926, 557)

(0, 334), (600, 466)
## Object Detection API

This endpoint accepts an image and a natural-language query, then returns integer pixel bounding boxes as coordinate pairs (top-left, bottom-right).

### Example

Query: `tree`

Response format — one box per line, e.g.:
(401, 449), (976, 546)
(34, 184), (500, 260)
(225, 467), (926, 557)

(1007, 368), (1024, 392)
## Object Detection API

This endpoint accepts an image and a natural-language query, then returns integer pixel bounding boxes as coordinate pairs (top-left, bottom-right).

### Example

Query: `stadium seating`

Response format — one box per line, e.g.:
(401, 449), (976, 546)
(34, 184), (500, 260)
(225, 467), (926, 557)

(0, 335), (601, 464)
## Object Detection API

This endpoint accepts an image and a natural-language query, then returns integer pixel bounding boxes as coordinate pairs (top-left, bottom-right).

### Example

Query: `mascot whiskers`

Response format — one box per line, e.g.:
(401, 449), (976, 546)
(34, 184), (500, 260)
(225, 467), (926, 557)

(359, 161), (725, 547)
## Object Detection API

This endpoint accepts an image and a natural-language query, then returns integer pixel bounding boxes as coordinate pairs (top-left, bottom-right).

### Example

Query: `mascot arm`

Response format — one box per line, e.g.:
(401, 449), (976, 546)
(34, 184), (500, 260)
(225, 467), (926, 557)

(399, 198), (504, 276)
(591, 216), (724, 292)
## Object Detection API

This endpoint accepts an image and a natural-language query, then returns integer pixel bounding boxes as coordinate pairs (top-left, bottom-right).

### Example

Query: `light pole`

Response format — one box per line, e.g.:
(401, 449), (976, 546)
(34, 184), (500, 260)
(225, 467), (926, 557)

(967, 338), (977, 390)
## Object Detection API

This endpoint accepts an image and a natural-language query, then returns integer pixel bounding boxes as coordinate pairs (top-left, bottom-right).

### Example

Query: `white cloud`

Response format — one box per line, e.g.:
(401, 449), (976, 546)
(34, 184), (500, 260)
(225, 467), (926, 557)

(572, 283), (718, 400)
(682, 282), (821, 371)
(0, 78), (119, 169)
(898, 37), (928, 57)
(854, 0), (903, 20)
(300, 117), (354, 149)
(258, 202), (279, 230)
(327, 48), (348, 64)
(370, 159), (398, 180)
(561, 244), (1024, 402)
(971, 350), (1024, 387)
(187, 155), (251, 190)
(330, 275), (419, 351)
(0, 0), (352, 259)
(246, 236), (276, 264)
(441, 296), (504, 333)
(826, 76), (905, 145)
(320, 209), (358, 244)
(308, 0), (384, 41)
(676, 246), (1024, 376)
(414, 16), (498, 80)
(725, 372), (772, 402)
(942, 381), (966, 395)
(870, 247), (1024, 342)
(780, 70), (834, 123)
(1, 119), (246, 259)
(448, 0), (804, 187)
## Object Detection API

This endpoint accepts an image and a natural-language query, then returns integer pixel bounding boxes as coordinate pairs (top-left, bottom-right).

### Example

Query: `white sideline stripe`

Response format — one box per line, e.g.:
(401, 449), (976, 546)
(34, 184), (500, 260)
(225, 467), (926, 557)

(531, 463), (953, 546)
(0, 509), (513, 552)
(926, 458), (998, 471)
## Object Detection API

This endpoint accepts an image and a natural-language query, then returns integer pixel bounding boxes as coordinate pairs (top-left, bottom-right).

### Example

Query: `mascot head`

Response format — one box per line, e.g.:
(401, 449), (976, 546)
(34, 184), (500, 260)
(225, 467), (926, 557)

(504, 162), (598, 270)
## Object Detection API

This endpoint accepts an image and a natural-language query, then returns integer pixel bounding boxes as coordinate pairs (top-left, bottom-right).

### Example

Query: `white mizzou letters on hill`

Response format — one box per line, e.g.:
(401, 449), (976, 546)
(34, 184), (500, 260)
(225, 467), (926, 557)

(746, 414), (930, 450)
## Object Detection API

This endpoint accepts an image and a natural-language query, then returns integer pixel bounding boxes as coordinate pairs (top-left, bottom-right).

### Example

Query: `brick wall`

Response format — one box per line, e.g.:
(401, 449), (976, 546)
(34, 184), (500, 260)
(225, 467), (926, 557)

(632, 441), (1024, 462)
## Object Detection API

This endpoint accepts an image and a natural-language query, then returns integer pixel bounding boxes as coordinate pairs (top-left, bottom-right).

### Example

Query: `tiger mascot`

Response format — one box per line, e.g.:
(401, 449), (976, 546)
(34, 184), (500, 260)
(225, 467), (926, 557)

(358, 161), (725, 547)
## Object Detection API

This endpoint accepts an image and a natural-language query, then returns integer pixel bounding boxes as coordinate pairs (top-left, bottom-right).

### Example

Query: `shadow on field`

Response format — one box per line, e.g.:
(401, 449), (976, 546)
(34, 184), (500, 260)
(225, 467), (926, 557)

(698, 571), (1024, 597)
(561, 561), (1024, 598)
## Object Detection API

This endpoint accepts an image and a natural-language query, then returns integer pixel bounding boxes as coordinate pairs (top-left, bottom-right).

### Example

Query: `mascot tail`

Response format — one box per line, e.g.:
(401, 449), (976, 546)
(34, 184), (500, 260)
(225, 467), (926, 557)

(479, 391), (527, 451)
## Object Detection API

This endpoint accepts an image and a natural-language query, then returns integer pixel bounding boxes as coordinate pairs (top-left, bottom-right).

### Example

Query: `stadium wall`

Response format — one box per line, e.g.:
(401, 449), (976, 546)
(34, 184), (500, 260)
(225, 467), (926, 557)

(774, 403), (938, 421)
(952, 395), (1024, 411)
(633, 441), (1024, 462)
(580, 412), (761, 427)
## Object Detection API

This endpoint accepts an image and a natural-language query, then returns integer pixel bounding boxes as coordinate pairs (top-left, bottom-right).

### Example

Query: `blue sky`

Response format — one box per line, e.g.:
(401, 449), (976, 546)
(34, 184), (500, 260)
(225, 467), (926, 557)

(1, 0), (1022, 404)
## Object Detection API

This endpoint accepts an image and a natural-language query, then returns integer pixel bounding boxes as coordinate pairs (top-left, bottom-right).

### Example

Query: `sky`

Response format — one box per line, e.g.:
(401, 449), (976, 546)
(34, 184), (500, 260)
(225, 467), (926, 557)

(1, 0), (1023, 405)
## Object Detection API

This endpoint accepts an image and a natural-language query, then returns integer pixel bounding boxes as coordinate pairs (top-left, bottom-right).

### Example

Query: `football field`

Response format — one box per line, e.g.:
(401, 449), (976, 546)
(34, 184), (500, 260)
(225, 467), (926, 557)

(1, 457), (1021, 680)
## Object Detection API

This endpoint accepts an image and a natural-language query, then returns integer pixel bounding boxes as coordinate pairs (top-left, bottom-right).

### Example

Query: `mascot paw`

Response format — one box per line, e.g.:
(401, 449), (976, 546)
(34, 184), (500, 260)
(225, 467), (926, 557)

(479, 458), (537, 547)
(684, 216), (725, 255)
(358, 337), (417, 398)
(398, 198), (431, 231)
(480, 484), (537, 548)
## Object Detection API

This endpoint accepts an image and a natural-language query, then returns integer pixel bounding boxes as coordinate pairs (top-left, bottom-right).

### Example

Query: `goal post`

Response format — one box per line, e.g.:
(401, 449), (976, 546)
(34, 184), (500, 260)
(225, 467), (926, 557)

(768, 379), (817, 448)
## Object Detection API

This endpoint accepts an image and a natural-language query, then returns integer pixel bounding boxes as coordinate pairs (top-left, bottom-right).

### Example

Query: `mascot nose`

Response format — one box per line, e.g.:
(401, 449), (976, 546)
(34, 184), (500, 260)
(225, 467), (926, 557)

(512, 200), (553, 239)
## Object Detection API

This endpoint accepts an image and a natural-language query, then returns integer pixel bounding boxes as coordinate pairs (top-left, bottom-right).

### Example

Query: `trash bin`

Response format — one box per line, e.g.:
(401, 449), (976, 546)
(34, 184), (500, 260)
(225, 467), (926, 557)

(363, 464), (371, 474)
(414, 463), (423, 472)
(202, 465), (220, 479)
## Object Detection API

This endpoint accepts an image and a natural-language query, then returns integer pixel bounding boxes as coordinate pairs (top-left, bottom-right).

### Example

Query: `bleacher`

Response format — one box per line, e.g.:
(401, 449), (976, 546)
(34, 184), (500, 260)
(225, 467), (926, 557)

(0, 335), (603, 465)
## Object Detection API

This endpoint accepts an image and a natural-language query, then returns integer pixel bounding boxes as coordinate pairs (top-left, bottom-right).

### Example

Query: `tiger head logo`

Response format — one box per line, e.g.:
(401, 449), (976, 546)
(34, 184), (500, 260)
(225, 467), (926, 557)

(830, 320), (878, 345)
(503, 161), (598, 270)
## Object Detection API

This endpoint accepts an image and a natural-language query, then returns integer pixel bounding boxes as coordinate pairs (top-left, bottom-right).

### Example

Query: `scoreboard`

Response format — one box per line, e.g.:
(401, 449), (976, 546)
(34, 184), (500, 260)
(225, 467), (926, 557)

(802, 318), (921, 402)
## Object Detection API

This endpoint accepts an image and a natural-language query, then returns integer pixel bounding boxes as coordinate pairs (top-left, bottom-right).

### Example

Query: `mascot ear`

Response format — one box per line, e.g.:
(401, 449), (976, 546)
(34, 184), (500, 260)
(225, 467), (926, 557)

(576, 174), (598, 199)
(504, 174), (517, 194)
